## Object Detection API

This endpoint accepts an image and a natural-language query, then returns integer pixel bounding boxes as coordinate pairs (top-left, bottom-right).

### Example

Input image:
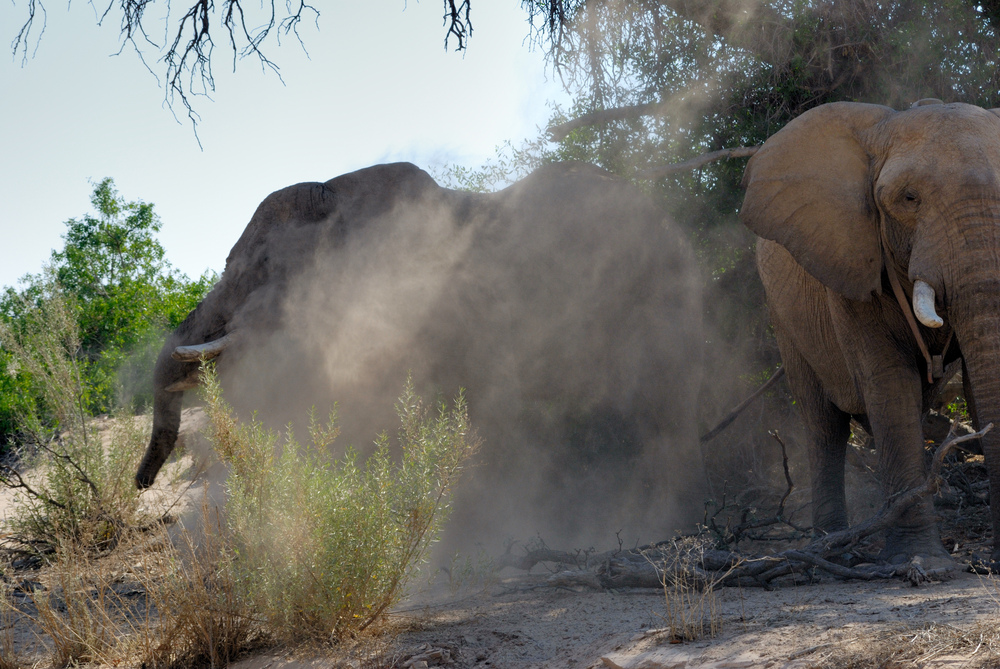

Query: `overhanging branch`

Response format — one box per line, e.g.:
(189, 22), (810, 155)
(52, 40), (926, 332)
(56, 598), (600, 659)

(640, 146), (761, 180)
(546, 101), (670, 141)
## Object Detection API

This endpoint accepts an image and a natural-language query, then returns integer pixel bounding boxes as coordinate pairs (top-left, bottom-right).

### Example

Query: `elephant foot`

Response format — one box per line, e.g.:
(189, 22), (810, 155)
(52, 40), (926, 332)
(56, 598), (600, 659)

(879, 526), (955, 569)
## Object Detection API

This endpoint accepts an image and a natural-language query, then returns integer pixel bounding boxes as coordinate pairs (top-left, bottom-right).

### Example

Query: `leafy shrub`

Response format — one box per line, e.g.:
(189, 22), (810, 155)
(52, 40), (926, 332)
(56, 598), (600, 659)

(201, 364), (479, 641)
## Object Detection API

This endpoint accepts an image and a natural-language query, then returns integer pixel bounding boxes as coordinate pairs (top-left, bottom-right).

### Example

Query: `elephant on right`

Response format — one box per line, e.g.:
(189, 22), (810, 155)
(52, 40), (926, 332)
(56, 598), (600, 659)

(740, 100), (1000, 565)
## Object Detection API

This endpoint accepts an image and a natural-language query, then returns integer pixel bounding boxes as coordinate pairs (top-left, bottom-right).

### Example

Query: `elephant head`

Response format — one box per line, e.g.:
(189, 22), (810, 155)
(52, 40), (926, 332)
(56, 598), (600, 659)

(135, 163), (438, 488)
(741, 101), (1000, 562)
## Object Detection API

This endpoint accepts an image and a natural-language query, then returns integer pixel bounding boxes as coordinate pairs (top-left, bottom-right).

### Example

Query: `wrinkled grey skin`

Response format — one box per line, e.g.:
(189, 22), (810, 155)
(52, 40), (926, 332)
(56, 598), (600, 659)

(137, 161), (705, 541)
(742, 101), (1000, 564)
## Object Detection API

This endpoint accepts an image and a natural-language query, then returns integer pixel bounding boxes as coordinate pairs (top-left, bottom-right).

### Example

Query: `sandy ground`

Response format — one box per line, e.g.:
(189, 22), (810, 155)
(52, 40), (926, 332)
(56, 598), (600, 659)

(5, 410), (1000, 668)
(224, 569), (1000, 669)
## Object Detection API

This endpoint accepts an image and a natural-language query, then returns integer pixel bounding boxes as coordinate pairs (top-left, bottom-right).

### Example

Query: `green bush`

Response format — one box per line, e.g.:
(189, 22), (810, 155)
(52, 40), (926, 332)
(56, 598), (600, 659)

(0, 290), (149, 560)
(200, 364), (479, 641)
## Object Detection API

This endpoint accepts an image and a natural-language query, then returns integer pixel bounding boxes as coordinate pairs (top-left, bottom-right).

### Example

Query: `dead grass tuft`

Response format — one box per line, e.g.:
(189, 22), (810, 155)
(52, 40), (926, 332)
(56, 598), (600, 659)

(134, 497), (265, 669)
(822, 620), (1000, 668)
(1, 577), (24, 669)
(646, 536), (738, 643)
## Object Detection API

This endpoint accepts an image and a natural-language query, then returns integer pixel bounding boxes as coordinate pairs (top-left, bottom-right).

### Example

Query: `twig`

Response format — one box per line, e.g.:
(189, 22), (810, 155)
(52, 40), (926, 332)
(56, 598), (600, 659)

(700, 366), (785, 443)
(770, 430), (795, 517)
(735, 423), (994, 585)
(495, 543), (605, 572)
(35, 440), (100, 499)
(0, 462), (66, 510)
(789, 641), (844, 660)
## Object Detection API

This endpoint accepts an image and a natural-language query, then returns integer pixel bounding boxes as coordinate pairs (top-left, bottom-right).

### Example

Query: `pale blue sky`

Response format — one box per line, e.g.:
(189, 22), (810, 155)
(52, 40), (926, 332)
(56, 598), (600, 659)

(0, 1), (571, 289)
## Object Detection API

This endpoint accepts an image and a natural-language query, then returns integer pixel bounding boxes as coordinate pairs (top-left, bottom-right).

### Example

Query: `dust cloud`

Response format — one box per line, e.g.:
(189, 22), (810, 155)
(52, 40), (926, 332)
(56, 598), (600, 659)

(188, 0), (993, 560)
(209, 162), (707, 554)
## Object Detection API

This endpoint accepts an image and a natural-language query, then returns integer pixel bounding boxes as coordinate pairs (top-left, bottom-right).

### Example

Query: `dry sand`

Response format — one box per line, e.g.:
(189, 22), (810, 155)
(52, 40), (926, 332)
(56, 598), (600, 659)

(228, 569), (1000, 669)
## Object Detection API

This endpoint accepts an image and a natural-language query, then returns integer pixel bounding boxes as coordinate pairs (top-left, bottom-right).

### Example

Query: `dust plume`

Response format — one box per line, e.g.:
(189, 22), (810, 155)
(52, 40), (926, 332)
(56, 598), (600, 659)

(211, 162), (705, 554)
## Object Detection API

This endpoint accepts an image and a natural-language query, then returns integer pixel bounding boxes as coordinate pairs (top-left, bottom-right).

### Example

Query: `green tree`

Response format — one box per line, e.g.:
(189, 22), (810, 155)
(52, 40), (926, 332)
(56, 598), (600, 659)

(0, 179), (214, 442)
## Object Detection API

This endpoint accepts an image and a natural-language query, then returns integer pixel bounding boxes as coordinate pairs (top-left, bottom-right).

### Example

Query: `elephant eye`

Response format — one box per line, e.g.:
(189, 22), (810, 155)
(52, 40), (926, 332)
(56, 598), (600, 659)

(903, 188), (920, 203)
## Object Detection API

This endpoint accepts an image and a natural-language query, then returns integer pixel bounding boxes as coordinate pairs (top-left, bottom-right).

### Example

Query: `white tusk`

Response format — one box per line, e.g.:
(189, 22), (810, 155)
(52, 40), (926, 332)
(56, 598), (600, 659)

(172, 333), (235, 362)
(913, 280), (944, 328)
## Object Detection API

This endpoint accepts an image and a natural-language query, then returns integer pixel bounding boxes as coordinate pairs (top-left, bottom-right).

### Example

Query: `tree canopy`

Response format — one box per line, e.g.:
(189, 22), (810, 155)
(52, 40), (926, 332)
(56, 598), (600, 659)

(437, 0), (1000, 405)
(530, 0), (1000, 177)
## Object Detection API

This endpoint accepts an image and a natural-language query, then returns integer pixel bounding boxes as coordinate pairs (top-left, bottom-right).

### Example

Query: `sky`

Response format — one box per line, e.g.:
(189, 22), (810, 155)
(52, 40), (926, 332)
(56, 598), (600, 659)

(0, 1), (572, 289)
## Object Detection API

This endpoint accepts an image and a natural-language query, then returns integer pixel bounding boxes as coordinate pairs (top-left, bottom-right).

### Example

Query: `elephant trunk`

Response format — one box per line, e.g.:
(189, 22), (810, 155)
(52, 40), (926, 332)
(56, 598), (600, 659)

(135, 323), (208, 488)
(950, 280), (1000, 560)
(136, 384), (184, 488)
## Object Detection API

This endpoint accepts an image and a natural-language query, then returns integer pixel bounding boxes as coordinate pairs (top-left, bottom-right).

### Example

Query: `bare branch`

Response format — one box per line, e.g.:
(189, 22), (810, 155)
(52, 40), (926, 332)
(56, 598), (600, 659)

(0, 462), (67, 510)
(496, 424), (995, 590)
(700, 365), (783, 443)
(443, 0), (472, 50)
(639, 146), (761, 180)
(36, 440), (101, 500)
(11, 0), (47, 66)
(770, 430), (794, 518)
(657, 0), (789, 60)
(162, 0), (214, 140)
(546, 101), (668, 141)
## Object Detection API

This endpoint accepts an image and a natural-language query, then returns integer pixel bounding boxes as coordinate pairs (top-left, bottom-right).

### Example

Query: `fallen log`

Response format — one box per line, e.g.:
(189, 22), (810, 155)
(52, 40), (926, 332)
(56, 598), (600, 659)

(497, 423), (992, 589)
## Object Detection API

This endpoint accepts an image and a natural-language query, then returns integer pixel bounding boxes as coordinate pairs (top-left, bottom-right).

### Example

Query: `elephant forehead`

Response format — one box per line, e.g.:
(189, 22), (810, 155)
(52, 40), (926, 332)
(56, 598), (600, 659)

(870, 106), (1000, 186)
(880, 103), (1000, 153)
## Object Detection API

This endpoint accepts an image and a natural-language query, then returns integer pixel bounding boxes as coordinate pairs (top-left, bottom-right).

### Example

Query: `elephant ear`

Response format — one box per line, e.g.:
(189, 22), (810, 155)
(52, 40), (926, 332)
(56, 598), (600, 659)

(741, 102), (895, 301)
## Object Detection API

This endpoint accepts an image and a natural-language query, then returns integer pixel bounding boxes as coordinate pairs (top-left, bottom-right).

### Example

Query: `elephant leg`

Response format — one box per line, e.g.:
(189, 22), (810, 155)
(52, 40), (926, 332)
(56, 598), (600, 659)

(778, 336), (851, 533)
(830, 296), (950, 563)
(867, 387), (949, 563)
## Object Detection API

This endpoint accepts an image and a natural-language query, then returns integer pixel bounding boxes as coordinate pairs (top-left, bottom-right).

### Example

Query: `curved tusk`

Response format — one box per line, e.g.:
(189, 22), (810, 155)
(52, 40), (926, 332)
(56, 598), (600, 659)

(172, 332), (235, 362)
(912, 280), (944, 328)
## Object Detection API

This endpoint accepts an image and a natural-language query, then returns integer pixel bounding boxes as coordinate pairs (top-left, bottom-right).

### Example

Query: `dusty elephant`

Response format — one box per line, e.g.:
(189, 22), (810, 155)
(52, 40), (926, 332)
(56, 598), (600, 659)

(136, 161), (705, 545)
(741, 100), (1000, 564)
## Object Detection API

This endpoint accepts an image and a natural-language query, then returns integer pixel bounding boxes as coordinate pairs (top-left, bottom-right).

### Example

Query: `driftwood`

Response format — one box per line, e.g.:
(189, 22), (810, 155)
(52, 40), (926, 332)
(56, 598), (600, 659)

(498, 423), (992, 590)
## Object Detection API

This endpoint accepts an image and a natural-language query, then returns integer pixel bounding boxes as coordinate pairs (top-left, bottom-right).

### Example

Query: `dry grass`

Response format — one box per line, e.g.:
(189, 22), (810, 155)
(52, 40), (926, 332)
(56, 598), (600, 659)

(647, 536), (737, 643)
(821, 620), (1000, 668)
(136, 499), (264, 669)
(31, 556), (122, 667)
(1, 576), (24, 669)
(7, 505), (264, 669)
(14, 535), (160, 668)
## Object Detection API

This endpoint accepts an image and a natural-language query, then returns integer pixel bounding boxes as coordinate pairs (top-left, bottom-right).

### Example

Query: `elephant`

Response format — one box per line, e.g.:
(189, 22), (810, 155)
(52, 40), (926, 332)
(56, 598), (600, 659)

(741, 100), (1000, 564)
(135, 161), (706, 547)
